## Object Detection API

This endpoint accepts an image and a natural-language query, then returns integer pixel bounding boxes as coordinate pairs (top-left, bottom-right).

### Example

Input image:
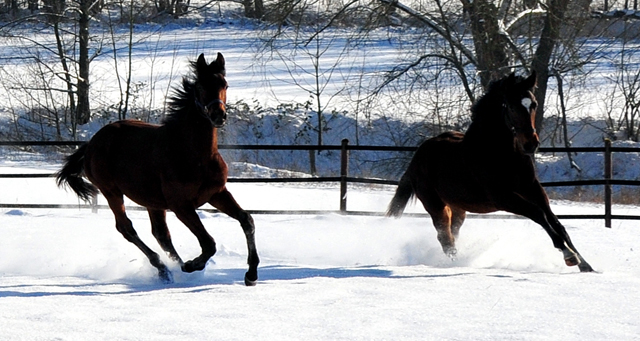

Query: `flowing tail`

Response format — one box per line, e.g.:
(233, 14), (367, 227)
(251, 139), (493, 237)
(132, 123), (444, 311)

(56, 144), (98, 203)
(386, 172), (414, 217)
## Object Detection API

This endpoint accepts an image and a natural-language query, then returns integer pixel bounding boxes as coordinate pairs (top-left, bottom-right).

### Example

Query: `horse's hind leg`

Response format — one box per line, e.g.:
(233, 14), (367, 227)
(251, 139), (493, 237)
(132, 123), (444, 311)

(104, 194), (173, 283)
(431, 206), (458, 258)
(450, 207), (466, 240)
(148, 209), (184, 266)
(170, 207), (216, 273)
(416, 190), (457, 258)
(209, 188), (259, 286)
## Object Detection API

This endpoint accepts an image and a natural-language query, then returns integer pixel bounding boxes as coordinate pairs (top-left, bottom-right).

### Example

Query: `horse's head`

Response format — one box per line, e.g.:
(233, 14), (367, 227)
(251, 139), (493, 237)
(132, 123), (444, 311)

(193, 52), (228, 127)
(501, 71), (539, 155)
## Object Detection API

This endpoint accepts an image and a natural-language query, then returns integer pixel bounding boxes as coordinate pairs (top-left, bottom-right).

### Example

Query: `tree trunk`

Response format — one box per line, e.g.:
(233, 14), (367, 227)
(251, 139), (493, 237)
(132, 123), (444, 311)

(531, 0), (571, 133)
(76, 0), (91, 125)
(242, 0), (255, 18)
(53, 21), (77, 134)
(462, 0), (510, 88)
(5, 0), (18, 16)
(28, 0), (38, 12)
(254, 0), (264, 18)
(43, 0), (65, 23)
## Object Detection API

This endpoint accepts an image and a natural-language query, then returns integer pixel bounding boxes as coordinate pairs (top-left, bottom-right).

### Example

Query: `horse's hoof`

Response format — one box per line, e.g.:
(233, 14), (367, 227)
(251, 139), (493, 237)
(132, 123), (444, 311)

(564, 254), (581, 267)
(578, 262), (594, 272)
(159, 269), (174, 284)
(244, 272), (258, 286)
(445, 247), (458, 261)
(181, 260), (206, 273)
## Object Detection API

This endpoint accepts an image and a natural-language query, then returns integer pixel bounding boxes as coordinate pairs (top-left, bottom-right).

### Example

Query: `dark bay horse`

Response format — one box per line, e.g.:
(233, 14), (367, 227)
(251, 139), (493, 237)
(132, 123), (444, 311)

(387, 72), (593, 272)
(57, 53), (259, 285)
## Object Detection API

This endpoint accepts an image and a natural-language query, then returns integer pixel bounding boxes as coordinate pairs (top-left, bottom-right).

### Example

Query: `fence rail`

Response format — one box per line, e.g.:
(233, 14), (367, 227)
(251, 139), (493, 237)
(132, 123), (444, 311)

(2, 139), (640, 227)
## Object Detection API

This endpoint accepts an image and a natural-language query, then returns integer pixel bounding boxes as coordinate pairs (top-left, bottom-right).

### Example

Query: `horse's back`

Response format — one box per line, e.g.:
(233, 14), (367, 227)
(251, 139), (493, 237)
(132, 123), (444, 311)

(410, 131), (466, 179)
(83, 120), (167, 207)
(409, 131), (498, 213)
(84, 120), (161, 173)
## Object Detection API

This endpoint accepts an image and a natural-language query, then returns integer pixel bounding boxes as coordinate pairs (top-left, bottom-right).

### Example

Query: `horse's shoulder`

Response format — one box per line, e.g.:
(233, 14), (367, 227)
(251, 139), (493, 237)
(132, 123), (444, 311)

(111, 119), (159, 129)
(415, 131), (464, 157)
(437, 131), (464, 141)
(422, 131), (464, 145)
(93, 120), (159, 137)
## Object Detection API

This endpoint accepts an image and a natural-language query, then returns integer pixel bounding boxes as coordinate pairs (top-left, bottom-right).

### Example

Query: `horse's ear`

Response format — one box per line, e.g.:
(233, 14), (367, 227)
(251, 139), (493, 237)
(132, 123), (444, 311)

(195, 53), (208, 77)
(197, 53), (207, 67)
(523, 70), (537, 89)
(214, 52), (225, 72)
(215, 52), (225, 67)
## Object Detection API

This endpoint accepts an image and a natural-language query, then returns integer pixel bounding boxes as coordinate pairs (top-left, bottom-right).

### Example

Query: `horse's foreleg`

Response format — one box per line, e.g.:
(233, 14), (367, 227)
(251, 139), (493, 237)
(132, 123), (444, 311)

(516, 183), (594, 272)
(171, 207), (216, 273)
(209, 188), (259, 286)
(148, 208), (184, 266)
(106, 196), (173, 283)
(498, 192), (593, 272)
(539, 211), (593, 271)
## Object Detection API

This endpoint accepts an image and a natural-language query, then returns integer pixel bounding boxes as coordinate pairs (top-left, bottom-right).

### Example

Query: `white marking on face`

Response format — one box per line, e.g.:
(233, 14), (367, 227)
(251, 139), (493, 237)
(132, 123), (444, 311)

(521, 98), (532, 112)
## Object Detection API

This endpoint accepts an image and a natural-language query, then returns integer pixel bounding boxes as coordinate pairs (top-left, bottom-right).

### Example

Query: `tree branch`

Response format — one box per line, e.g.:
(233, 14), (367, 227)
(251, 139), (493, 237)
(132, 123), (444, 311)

(378, 0), (478, 66)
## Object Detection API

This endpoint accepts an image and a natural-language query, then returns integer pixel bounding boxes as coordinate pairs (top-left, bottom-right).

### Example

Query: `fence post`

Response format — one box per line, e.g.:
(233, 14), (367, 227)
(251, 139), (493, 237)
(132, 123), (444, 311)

(340, 139), (349, 213)
(604, 138), (612, 228)
(91, 192), (98, 214)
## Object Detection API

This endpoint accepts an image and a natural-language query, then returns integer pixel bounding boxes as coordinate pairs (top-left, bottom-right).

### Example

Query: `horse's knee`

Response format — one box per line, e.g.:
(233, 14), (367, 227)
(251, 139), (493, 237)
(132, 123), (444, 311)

(238, 211), (255, 234)
(115, 219), (138, 242)
(200, 236), (217, 256)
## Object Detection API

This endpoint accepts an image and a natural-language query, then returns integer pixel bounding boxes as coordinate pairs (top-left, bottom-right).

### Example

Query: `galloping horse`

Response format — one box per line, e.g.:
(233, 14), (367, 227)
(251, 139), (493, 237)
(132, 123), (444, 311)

(57, 53), (260, 285)
(387, 72), (593, 272)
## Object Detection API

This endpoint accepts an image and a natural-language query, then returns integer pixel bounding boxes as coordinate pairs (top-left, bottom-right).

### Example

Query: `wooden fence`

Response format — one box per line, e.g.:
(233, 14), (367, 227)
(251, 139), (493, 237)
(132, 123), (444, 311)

(1, 139), (640, 227)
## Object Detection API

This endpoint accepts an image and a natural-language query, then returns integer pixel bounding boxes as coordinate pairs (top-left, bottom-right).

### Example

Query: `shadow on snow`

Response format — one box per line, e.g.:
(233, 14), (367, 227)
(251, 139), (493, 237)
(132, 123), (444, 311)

(0, 265), (476, 298)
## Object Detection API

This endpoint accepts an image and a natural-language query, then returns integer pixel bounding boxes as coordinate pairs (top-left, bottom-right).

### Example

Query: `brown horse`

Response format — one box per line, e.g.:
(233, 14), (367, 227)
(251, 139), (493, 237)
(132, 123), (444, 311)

(387, 72), (593, 272)
(56, 53), (260, 285)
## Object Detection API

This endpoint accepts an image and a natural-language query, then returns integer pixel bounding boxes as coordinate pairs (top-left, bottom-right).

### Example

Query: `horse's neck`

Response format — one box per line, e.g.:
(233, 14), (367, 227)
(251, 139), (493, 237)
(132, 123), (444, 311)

(211, 128), (219, 152)
(465, 105), (515, 152)
(173, 119), (219, 157)
(199, 127), (219, 156)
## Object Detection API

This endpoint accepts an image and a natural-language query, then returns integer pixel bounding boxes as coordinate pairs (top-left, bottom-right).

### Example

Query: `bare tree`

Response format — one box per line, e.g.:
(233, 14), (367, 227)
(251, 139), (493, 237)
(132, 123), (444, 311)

(266, 1), (604, 135)
(603, 37), (640, 141)
(258, 0), (354, 173)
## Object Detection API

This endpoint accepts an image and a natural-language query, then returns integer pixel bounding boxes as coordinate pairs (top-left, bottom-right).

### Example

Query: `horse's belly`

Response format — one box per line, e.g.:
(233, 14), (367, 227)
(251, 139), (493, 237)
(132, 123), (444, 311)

(431, 171), (499, 214)
(449, 201), (498, 214)
(439, 188), (498, 214)
(117, 180), (168, 209)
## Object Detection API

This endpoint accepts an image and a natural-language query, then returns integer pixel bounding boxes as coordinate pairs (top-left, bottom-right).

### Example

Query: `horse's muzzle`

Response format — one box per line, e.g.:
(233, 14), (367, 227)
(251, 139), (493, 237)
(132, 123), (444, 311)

(196, 98), (226, 127)
(210, 110), (227, 127)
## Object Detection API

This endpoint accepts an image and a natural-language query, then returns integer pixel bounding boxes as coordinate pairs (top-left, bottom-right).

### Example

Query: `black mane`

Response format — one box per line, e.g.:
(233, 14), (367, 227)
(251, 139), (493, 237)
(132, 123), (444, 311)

(163, 76), (197, 125)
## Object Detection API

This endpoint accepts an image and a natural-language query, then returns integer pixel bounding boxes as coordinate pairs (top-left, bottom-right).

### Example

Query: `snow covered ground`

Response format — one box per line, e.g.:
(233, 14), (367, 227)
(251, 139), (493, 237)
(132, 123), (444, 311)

(1, 10), (640, 340)
(1, 162), (639, 340)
